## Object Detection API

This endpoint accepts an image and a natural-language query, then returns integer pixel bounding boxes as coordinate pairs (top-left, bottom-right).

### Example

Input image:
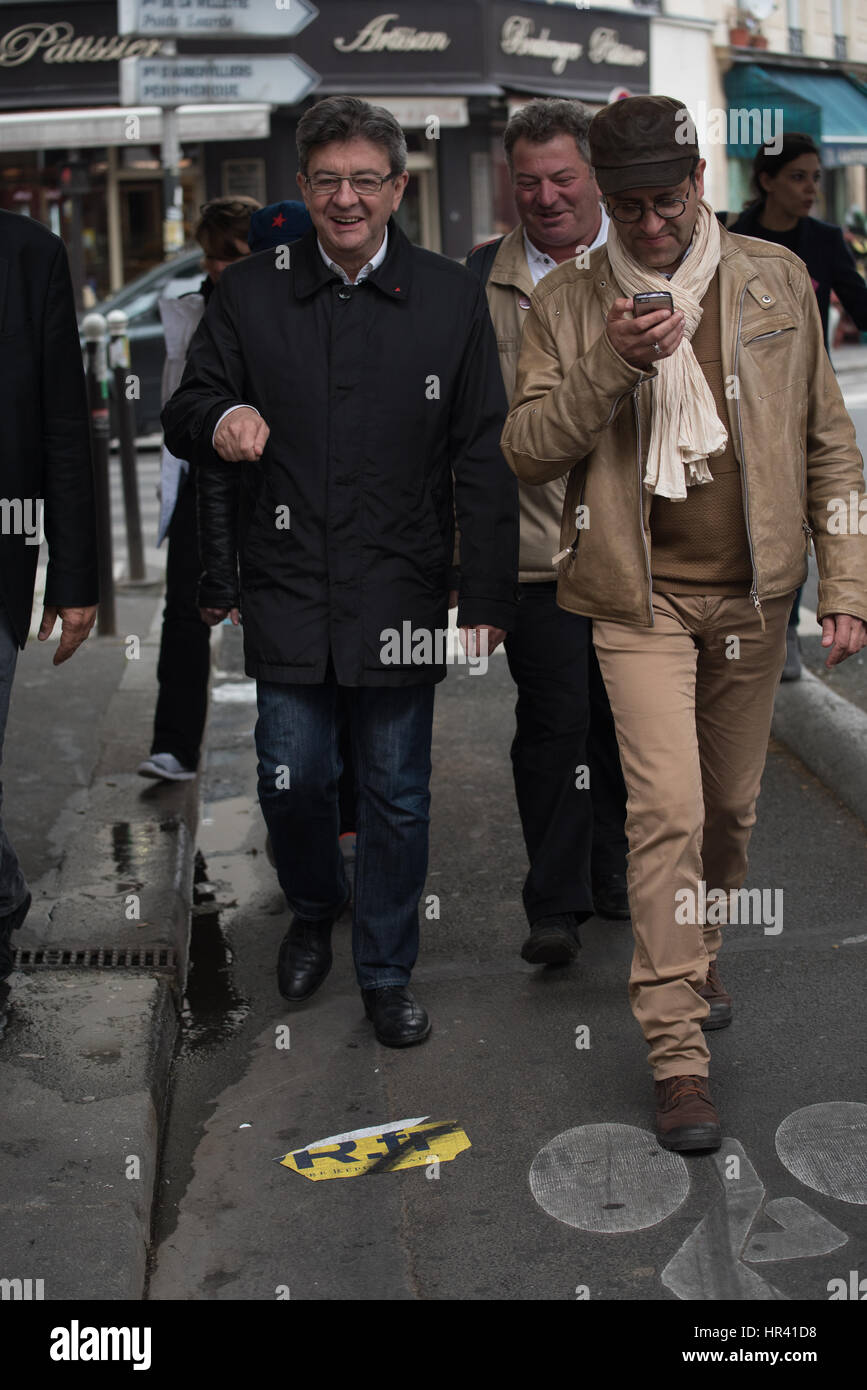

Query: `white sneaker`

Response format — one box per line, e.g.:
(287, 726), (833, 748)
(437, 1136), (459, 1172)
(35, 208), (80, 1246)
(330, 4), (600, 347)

(137, 752), (196, 781)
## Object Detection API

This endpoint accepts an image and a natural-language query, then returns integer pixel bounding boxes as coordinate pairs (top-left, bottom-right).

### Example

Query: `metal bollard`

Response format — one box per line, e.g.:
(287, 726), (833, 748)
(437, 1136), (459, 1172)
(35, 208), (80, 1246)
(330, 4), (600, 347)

(106, 309), (146, 582)
(82, 313), (116, 637)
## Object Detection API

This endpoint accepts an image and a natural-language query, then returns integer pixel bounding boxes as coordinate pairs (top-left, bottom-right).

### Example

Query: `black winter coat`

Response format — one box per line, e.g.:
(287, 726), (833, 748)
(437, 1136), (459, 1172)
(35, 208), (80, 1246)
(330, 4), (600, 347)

(0, 211), (98, 648)
(726, 206), (867, 348)
(162, 219), (519, 686)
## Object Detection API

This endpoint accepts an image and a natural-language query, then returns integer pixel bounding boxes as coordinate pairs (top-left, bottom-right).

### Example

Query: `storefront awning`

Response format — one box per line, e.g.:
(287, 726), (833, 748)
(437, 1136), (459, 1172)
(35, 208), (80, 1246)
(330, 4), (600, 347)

(0, 105), (271, 152)
(724, 66), (867, 168)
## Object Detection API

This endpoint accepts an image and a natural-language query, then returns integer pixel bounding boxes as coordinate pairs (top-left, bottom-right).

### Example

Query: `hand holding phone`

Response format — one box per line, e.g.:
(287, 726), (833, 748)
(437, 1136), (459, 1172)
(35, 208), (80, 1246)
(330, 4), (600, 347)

(605, 292), (684, 370)
(633, 291), (674, 318)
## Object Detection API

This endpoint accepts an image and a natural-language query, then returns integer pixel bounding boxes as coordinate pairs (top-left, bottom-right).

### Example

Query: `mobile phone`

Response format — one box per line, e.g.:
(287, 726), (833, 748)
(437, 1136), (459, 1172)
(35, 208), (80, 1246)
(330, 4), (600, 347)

(633, 291), (674, 317)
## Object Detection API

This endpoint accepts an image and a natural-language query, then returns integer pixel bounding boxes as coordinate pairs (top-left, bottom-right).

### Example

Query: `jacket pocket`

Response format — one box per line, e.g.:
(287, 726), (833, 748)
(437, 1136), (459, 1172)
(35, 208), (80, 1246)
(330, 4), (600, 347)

(741, 315), (805, 400)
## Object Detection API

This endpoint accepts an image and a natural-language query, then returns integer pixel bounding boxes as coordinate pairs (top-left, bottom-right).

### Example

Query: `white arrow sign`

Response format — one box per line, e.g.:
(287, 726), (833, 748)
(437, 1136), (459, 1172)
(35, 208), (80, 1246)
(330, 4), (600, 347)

(118, 0), (319, 39)
(120, 52), (319, 106)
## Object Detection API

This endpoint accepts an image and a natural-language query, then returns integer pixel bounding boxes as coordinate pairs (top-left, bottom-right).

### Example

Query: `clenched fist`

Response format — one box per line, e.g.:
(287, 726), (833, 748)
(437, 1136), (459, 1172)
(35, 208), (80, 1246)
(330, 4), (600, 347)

(214, 407), (270, 463)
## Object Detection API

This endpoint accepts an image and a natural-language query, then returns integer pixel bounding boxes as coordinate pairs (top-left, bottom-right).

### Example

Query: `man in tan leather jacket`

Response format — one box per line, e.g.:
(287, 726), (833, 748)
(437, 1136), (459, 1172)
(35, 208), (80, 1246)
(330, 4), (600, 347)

(467, 99), (629, 971)
(502, 96), (867, 1153)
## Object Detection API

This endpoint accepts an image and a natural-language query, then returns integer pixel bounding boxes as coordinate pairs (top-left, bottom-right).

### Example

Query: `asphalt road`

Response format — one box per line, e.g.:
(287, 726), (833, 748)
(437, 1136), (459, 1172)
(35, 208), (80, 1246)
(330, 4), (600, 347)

(146, 622), (867, 1307)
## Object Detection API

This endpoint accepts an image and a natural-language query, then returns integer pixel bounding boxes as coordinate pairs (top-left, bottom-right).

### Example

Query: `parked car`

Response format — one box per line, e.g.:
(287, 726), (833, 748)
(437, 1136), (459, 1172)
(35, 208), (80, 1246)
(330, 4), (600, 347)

(80, 250), (205, 436)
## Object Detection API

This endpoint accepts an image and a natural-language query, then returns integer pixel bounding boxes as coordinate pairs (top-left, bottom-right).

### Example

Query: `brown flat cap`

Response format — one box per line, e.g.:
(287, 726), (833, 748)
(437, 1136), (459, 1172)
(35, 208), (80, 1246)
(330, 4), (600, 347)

(589, 95), (699, 195)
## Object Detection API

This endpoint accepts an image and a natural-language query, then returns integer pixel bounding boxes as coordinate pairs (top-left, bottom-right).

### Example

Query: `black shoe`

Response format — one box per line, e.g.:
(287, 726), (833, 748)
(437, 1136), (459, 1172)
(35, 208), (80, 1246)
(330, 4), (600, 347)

(0, 890), (31, 982)
(592, 873), (630, 920)
(277, 895), (348, 1002)
(521, 913), (581, 965)
(362, 986), (431, 1047)
(0, 980), (10, 1041)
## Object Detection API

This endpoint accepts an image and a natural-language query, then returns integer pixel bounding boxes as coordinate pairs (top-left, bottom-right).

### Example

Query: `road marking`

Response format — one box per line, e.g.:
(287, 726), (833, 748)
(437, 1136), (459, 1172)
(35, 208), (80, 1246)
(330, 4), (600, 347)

(528, 1124), (689, 1233)
(743, 1196), (847, 1262)
(775, 1101), (867, 1205)
(661, 1140), (788, 1301)
(281, 1118), (470, 1180)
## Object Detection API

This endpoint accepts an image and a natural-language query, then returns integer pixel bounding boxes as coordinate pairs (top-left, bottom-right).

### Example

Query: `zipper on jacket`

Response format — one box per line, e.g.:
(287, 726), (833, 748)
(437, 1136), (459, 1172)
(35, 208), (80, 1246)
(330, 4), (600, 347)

(733, 282), (765, 632)
(552, 476), (587, 566)
(632, 389), (654, 625)
(799, 441), (813, 554)
(603, 386), (633, 430)
(743, 327), (792, 345)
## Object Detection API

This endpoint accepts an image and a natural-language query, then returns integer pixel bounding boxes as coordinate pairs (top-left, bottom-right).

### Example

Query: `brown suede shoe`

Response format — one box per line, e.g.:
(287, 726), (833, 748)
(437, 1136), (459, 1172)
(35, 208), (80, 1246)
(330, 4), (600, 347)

(655, 1074), (722, 1152)
(698, 958), (733, 1031)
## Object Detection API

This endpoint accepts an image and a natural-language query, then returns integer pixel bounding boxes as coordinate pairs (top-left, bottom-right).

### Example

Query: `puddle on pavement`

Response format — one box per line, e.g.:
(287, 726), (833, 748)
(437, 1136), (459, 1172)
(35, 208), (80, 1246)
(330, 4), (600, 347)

(179, 852), (250, 1051)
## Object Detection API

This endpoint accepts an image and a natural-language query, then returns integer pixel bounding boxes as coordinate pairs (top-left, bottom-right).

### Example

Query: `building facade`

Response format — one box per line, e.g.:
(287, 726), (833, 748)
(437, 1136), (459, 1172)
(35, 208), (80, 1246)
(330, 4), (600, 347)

(2, 0), (865, 304)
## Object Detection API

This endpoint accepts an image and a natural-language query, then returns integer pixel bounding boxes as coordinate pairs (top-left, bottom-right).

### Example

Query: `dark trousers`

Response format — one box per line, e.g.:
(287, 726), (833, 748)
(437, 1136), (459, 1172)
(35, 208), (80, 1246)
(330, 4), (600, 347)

(504, 582), (628, 925)
(151, 470), (212, 769)
(255, 672), (435, 989)
(0, 604), (28, 982)
(337, 713), (356, 835)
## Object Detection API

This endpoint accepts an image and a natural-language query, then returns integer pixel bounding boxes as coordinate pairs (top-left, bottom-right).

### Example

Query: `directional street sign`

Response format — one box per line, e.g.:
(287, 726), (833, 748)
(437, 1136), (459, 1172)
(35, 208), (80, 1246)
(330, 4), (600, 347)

(118, 0), (319, 39)
(120, 52), (319, 106)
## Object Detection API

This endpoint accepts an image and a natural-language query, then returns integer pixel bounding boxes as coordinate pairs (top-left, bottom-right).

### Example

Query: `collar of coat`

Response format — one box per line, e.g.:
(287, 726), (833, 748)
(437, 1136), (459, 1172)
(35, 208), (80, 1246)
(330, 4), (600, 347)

(487, 223), (537, 299)
(291, 216), (411, 301)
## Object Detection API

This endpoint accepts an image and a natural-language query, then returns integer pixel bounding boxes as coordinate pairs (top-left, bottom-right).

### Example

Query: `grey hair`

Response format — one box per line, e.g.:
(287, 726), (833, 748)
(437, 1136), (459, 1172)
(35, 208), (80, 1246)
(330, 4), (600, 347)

(297, 95), (408, 177)
(503, 98), (592, 174)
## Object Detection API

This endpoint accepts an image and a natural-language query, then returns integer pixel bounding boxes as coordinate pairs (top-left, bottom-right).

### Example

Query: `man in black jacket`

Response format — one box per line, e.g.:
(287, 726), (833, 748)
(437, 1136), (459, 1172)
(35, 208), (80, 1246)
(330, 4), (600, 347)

(163, 96), (519, 1046)
(0, 211), (99, 1030)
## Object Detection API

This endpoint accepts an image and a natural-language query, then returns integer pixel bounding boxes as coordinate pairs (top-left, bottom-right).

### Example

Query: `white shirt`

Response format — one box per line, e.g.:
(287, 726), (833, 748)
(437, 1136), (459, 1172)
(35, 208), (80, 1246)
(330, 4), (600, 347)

(317, 226), (388, 285)
(212, 230), (389, 445)
(523, 205), (609, 288)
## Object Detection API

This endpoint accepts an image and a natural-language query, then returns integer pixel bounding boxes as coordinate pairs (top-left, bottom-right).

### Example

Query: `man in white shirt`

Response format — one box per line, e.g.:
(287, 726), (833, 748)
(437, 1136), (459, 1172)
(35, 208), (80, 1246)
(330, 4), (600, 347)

(466, 99), (628, 968)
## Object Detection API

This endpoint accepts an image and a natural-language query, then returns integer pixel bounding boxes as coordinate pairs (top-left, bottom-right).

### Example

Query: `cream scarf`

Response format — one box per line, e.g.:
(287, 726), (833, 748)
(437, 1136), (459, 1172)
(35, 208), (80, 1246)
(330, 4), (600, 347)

(606, 198), (728, 501)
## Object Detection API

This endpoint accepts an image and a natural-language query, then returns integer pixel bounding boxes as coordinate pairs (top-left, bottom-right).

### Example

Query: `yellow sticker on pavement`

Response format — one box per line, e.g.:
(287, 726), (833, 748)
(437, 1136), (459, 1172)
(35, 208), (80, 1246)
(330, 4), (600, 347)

(281, 1119), (471, 1180)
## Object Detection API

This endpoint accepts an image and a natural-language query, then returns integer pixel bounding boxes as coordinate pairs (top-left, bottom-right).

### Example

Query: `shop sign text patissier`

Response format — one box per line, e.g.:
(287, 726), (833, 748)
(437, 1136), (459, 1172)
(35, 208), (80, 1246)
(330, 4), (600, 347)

(0, 21), (163, 66)
(500, 17), (646, 77)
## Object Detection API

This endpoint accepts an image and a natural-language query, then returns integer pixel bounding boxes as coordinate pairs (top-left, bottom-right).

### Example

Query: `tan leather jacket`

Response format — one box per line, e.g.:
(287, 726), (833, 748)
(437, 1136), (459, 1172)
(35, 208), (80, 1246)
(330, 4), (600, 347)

(501, 227), (867, 628)
(484, 224), (567, 581)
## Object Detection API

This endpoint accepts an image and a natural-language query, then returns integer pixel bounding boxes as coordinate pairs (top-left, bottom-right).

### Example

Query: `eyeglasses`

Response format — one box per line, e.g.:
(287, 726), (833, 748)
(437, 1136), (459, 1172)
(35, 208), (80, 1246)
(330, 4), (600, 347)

(305, 172), (397, 196)
(608, 186), (692, 224)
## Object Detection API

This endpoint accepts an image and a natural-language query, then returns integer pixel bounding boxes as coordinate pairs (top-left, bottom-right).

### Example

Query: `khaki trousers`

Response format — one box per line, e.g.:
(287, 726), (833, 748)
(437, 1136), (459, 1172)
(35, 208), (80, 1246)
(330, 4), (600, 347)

(593, 591), (793, 1080)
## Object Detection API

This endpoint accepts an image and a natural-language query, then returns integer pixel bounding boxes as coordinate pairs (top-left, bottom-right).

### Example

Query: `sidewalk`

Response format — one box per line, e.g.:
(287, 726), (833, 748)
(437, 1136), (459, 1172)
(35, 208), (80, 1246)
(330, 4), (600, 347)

(830, 340), (867, 380)
(1, 430), (867, 1300)
(0, 580), (199, 1298)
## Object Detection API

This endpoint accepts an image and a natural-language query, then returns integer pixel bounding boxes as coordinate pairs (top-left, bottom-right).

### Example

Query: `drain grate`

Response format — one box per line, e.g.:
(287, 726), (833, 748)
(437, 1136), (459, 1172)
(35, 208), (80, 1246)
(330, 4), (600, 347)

(12, 946), (176, 971)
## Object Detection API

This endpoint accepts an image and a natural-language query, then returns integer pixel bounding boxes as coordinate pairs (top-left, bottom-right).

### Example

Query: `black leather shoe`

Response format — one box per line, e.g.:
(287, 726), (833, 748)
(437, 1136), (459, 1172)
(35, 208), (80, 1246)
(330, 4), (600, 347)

(592, 873), (630, 920)
(0, 890), (31, 982)
(521, 913), (581, 965)
(362, 986), (431, 1047)
(277, 895), (348, 1002)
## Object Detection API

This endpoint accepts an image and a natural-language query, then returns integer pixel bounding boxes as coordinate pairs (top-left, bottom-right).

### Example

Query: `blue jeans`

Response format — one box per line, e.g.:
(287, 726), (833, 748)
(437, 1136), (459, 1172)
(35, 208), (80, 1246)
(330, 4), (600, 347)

(0, 605), (29, 982)
(255, 675), (435, 989)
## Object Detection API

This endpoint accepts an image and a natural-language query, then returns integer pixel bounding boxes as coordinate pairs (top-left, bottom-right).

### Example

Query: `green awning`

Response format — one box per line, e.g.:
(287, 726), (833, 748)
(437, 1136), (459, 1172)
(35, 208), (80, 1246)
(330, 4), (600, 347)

(724, 65), (867, 167)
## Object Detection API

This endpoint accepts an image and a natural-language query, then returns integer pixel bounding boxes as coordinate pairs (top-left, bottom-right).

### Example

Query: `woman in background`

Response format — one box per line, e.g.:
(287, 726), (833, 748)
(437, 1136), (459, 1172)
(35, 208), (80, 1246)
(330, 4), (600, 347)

(727, 133), (867, 679)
